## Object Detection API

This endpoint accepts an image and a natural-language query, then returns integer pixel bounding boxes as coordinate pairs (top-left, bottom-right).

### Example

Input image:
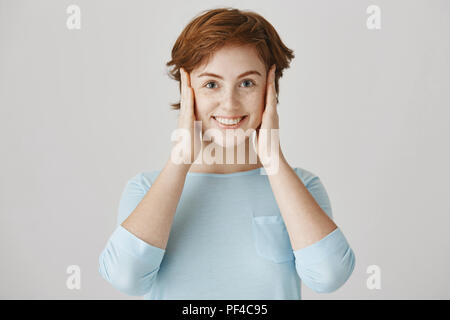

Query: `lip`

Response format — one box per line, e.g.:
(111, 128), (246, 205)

(212, 115), (248, 129)
(213, 115), (246, 119)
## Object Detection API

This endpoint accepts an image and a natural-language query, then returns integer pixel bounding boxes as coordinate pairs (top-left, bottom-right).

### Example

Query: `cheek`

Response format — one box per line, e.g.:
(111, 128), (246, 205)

(251, 90), (266, 114)
(256, 86), (266, 104)
(193, 89), (265, 114)
(253, 92), (266, 124)
(193, 89), (214, 104)
(244, 89), (265, 106)
(192, 95), (214, 122)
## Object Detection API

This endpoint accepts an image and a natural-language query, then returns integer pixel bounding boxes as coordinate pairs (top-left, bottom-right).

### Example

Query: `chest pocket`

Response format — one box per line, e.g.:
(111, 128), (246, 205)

(252, 215), (295, 263)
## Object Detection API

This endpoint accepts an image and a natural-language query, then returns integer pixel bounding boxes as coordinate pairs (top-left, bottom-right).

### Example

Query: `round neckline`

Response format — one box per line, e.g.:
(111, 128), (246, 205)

(187, 167), (264, 177)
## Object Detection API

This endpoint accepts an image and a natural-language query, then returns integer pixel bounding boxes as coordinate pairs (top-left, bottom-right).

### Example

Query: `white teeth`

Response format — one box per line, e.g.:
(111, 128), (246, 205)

(215, 116), (244, 125)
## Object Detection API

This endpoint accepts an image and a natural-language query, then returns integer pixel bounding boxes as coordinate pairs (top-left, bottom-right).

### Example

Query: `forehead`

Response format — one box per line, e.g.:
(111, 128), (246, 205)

(192, 44), (266, 77)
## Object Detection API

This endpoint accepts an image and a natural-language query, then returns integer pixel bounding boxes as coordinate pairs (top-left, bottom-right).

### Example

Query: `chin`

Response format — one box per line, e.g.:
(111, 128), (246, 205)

(212, 134), (248, 148)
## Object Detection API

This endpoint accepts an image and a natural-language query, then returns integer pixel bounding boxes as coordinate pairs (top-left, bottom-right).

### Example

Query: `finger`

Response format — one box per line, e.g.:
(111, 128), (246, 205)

(181, 68), (191, 115)
(185, 68), (192, 87)
(184, 69), (195, 114)
(179, 68), (184, 111)
(180, 68), (186, 107)
(182, 69), (195, 116)
(265, 65), (277, 113)
(187, 86), (195, 117)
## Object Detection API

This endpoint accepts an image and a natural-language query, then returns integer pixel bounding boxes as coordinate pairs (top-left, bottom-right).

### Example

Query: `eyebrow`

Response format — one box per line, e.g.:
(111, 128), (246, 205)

(197, 70), (262, 79)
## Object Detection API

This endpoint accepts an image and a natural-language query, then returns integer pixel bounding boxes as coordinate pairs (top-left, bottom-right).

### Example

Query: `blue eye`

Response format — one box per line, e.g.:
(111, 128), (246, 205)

(205, 81), (218, 89)
(204, 79), (256, 89)
(241, 79), (255, 87)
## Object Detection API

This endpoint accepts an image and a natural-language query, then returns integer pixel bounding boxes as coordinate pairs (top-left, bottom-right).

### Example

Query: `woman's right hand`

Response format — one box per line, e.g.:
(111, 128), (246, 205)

(171, 67), (202, 165)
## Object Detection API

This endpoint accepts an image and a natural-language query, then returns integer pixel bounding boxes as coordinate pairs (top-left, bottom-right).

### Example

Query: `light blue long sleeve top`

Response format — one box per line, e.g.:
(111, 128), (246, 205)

(99, 166), (355, 299)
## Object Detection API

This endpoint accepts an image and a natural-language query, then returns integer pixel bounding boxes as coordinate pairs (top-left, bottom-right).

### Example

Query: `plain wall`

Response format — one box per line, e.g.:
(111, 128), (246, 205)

(1, 0), (449, 299)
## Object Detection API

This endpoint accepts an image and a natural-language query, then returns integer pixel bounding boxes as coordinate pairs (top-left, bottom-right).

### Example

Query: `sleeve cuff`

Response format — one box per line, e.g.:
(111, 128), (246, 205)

(293, 227), (349, 265)
(111, 225), (166, 261)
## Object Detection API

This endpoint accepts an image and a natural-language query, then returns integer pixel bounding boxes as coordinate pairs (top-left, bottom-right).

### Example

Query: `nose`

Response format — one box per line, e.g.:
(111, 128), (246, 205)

(221, 87), (242, 112)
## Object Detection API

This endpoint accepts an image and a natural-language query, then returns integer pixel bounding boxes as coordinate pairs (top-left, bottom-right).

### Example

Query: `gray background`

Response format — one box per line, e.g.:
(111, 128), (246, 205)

(1, 0), (449, 299)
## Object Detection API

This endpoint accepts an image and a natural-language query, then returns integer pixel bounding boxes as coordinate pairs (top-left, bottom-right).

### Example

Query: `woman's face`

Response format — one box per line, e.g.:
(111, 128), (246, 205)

(190, 44), (268, 148)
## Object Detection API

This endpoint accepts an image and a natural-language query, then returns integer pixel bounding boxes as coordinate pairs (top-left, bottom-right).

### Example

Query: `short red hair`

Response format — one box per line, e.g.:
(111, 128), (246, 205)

(166, 7), (295, 110)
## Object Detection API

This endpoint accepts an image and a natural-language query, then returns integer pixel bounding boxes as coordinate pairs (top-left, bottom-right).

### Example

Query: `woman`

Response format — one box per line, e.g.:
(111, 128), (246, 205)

(99, 7), (355, 299)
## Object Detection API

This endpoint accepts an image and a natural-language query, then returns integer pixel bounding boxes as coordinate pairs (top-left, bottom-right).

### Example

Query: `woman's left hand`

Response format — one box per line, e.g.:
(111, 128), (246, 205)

(253, 64), (284, 167)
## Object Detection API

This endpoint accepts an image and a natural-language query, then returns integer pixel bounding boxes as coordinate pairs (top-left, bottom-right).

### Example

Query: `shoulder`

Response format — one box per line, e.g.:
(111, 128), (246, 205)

(123, 170), (161, 192)
(116, 170), (161, 226)
(292, 166), (320, 188)
(292, 166), (333, 219)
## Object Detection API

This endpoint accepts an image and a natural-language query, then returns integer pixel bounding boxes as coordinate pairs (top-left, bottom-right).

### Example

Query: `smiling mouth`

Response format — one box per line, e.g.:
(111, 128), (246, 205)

(212, 115), (248, 128)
